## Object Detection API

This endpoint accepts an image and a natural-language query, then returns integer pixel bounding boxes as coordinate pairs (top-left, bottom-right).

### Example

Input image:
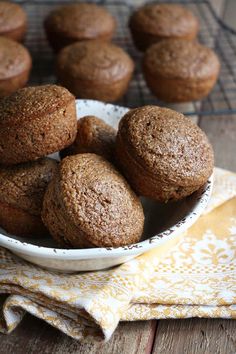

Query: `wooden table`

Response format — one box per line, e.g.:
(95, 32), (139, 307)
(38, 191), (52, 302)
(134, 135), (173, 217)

(1, 0), (236, 353)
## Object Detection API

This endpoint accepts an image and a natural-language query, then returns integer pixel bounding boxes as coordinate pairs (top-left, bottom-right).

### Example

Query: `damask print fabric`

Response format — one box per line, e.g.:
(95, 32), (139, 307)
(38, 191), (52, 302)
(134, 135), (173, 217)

(0, 167), (236, 342)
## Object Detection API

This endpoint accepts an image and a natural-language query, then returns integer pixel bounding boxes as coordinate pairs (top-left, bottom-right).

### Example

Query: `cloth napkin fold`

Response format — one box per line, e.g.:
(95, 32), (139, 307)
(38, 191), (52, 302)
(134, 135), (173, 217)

(0, 167), (236, 342)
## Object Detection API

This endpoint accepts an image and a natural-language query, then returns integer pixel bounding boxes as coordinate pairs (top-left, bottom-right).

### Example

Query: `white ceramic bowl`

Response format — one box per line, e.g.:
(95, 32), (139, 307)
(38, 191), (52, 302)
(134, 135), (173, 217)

(0, 100), (213, 272)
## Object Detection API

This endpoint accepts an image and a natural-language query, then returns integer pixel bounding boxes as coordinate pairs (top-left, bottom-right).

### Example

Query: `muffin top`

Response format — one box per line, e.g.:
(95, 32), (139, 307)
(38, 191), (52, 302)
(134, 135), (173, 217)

(0, 158), (58, 215)
(130, 4), (198, 37)
(0, 36), (31, 80)
(62, 116), (116, 160)
(143, 39), (220, 80)
(57, 41), (134, 83)
(57, 153), (144, 247)
(0, 1), (26, 33)
(117, 106), (214, 186)
(45, 3), (116, 39)
(0, 84), (75, 126)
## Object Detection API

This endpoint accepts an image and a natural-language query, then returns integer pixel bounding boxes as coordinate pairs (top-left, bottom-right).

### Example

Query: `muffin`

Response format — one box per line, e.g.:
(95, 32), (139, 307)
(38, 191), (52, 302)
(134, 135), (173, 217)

(42, 153), (144, 248)
(44, 3), (116, 52)
(60, 116), (116, 161)
(56, 40), (134, 102)
(116, 105), (214, 202)
(129, 3), (199, 51)
(0, 1), (27, 42)
(0, 36), (31, 97)
(0, 158), (58, 237)
(143, 39), (220, 102)
(0, 84), (77, 165)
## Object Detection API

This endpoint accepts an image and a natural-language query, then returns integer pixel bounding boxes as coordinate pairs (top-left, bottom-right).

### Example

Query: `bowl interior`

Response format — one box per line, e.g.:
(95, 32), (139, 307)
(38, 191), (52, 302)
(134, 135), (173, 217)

(0, 99), (212, 255)
(0, 190), (203, 247)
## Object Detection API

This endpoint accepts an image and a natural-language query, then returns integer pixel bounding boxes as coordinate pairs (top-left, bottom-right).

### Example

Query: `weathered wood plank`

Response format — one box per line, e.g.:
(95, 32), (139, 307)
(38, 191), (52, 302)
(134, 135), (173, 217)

(200, 114), (236, 170)
(152, 319), (236, 354)
(0, 315), (156, 354)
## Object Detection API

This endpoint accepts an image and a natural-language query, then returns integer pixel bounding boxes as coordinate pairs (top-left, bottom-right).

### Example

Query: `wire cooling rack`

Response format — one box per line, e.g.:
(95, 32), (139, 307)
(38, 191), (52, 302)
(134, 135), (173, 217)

(15, 0), (236, 116)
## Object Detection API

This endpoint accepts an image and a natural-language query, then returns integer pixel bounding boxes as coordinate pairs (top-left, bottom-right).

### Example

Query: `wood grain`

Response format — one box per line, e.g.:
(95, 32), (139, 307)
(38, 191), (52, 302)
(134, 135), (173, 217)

(199, 115), (236, 170)
(0, 315), (156, 354)
(152, 319), (236, 354)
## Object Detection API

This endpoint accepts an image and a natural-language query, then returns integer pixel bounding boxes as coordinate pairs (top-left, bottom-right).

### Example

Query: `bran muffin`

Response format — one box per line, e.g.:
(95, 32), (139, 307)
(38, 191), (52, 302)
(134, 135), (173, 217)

(60, 115), (116, 162)
(0, 84), (77, 165)
(143, 39), (220, 102)
(129, 3), (199, 51)
(0, 36), (31, 97)
(42, 153), (144, 248)
(0, 158), (58, 237)
(56, 40), (134, 102)
(44, 3), (116, 52)
(116, 106), (214, 202)
(0, 1), (27, 42)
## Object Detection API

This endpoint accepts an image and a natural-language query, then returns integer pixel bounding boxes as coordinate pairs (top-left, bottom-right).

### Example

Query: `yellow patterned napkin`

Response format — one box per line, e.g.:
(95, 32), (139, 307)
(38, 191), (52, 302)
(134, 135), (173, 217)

(0, 167), (236, 342)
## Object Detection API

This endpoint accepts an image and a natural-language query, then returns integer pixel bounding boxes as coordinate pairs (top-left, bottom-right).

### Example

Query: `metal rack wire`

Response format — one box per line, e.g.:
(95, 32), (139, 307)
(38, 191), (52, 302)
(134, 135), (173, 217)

(15, 0), (236, 116)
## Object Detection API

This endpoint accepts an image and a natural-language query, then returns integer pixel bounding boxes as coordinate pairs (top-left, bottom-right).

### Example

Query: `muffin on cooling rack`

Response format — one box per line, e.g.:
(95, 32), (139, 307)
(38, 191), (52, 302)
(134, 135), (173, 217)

(0, 85), (77, 165)
(0, 1), (27, 42)
(116, 105), (214, 202)
(42, 154), (144, 248)
(56, 40), (134, 102)
(0, 158), (58, 238)
(60, 116), (116, 162)
(129, 3), (199, 51)
(44, 3), (116, 52)
(0, 37), (31, 97)
(143, 39), (220, 102)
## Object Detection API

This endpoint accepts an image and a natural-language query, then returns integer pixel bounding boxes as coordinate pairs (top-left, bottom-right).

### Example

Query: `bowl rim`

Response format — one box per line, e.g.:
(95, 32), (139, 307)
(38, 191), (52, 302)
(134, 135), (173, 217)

(0, 99), (213, 260)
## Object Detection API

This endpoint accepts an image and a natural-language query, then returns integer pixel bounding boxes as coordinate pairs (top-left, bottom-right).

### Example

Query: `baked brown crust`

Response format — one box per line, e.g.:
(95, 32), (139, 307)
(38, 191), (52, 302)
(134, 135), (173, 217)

(0, 84), (77, 165)
(0, 2), (27, 42)
(42, 153), (144, 248)
(116, 105), (214, 202)
(56, 40), (134, 101)
(129, 4), (199, 51)
(0, 158), (58, 237)
(45, 3), (116, 52)
(0, 36), (31, 97)
(143, 39), (220, 102)
(60, 116), (116, 161)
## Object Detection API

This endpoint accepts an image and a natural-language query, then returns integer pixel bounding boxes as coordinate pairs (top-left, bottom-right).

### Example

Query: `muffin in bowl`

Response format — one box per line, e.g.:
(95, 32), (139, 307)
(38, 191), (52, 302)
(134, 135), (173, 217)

(0, 84), (77, 165)
(0, 158), (58, 237)
(56, 40), (134, 102)
(0, 36), (31, 97)
(42, 153), (144, 248)
(0, 1), (27, 42)
(45, 3), (116, 52)
(129, 3), (199, 51)
(116, 105), (214, 202)
(60, 115), (116, 162)
(143, 39), (220, 102)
